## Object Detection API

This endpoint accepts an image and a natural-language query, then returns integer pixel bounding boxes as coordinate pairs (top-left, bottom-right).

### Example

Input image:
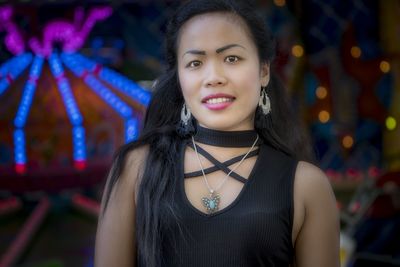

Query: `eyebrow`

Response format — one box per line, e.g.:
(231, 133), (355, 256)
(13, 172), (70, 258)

(182, 44), (245, 58)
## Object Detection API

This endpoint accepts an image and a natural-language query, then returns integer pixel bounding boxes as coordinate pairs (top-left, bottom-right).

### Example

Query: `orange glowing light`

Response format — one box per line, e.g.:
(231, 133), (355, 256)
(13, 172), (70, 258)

(380, 61), (390, 73)
(318, 110), (330, 123)
(342, 135), (354, 149)
(274, 0), (286, 7)
(316, 86), (328, 99)
(350, 46), (361, 58)
(292, 45), (304, 58)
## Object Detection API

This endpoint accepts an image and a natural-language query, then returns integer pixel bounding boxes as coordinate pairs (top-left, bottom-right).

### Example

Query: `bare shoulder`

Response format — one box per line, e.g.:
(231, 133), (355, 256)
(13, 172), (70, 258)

(292, 161), (335, 238)
(294, 161), (336, 203)
(292, 161), (340, 267)
(99, 144), (149, 213)
(120, 145), (149, 188)
(124, 144), (149, 169)
(95, 144), (149, 267)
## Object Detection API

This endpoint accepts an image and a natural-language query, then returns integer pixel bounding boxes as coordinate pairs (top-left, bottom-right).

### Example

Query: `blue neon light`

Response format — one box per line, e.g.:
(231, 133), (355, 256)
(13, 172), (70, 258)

(2, 47), (145, 168)
(125, 118), (139, 142)
(0, 53), (32, 77)
(73, 126), (86, 160)
(0, 80), (9, 96)
(84, 75), (133, 118)
(63, 53), (151, 106)
(48, 53), (86, 162)
(14, 56), (44, 128)
(99, 68), (151, 106)
(0, 53), (32, 96)
(14, 129), (26, 164)
(12, 56), (45, 166)
(62, 54), (133, 119)
(62, 53), (141, 142)
(0, 57), (15, 78)
(48, 53), (83, 126)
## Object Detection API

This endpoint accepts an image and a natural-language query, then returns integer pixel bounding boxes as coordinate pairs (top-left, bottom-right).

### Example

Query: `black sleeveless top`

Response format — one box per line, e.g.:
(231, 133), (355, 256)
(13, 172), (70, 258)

(159, 139), (298, 267)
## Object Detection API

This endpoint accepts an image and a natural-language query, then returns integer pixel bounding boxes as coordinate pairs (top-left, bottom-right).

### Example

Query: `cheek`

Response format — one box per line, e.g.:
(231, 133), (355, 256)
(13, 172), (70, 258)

(238, 66), (262, 97)
(178, 67), (189, 91)
(178, 73), (193, 98)
(178, 70), (200, 104)
(235, 59), (262, 83)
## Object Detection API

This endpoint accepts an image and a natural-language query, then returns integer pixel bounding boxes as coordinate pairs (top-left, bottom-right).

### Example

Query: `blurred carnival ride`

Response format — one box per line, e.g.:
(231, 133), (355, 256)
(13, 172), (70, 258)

(0, 5), (150, 266)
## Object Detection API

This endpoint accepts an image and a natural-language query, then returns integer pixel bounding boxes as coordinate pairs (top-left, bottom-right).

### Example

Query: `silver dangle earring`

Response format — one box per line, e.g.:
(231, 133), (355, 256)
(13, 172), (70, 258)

(180, 103), (191, 125)
(259, 87), (271, 115)
(177, 102), (196, 137)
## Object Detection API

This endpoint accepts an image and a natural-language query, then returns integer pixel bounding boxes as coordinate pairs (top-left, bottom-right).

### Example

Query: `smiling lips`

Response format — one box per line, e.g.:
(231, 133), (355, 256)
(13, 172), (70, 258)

(202, 93), (235, 111)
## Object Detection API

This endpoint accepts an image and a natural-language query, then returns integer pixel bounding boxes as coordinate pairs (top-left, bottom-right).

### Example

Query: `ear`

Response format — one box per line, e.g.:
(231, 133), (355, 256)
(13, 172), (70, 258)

(260, 63), (270, 87)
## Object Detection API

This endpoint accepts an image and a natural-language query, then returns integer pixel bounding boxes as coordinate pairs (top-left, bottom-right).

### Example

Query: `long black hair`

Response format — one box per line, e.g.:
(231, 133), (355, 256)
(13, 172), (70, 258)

(102, 1), (314, 266)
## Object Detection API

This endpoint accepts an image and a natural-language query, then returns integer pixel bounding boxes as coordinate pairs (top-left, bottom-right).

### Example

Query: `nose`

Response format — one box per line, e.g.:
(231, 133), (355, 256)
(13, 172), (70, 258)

(204, 62), (227, 87)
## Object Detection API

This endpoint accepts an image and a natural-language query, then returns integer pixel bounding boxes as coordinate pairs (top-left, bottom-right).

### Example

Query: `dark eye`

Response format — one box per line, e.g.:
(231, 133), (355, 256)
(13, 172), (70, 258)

(225, 56), (240, 64)
(186, 60), (202, 68)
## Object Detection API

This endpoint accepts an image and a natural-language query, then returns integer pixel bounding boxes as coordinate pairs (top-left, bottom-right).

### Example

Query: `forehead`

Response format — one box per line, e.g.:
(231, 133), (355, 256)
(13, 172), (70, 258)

(177, 12), (256, 54)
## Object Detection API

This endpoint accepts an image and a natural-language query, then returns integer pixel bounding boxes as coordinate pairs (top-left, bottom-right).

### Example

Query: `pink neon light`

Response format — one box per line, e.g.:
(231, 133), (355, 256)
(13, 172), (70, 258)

(93, 64), (103, 75)
(0, 5), (25, 55)
(28, 76), (38, 85)
(368, 166), (380, 178)
(0, 5), (12, 21)
(80, 70), (89, 79)
(55, 72), (66, 82)
(6, 74), (13, 84)
(15, 163), (26, 174)
(29, 6), (112, 57)
(74, 160), (87, 171)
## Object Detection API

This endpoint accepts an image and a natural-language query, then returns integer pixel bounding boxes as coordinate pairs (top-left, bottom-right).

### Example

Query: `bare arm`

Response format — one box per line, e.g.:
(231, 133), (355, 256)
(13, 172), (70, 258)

(95, 146), (147, 267)
(293, 161), (340, 267)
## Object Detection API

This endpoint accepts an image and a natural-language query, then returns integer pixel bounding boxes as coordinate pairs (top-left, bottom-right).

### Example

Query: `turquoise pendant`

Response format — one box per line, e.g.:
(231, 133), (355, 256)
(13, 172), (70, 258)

(201, 193), (220, 214)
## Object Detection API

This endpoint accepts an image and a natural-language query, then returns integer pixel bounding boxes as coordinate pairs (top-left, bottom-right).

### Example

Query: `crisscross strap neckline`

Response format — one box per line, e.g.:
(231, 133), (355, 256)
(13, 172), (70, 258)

(184, 142), (260, 184)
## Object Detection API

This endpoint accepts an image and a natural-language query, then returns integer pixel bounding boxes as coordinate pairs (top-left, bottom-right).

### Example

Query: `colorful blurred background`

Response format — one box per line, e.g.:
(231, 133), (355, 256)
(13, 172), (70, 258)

(0, 0), (399, 266)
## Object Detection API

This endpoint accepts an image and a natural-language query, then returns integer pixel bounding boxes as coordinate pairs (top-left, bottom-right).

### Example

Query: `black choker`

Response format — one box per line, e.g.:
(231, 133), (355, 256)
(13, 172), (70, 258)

(193, 125), (261, 147)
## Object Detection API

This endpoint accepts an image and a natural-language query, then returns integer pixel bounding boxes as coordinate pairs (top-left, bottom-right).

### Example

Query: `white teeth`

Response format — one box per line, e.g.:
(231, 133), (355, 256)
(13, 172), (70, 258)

(206, 97), (233, 104)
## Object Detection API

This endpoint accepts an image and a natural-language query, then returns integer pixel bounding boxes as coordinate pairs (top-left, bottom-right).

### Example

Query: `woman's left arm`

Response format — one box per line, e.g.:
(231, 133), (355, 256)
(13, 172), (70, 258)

(293, 161), (340, 267)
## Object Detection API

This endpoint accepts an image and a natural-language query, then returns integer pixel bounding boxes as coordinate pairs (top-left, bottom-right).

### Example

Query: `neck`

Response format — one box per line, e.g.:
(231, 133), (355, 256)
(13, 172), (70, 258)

(193, 125), (260, 148)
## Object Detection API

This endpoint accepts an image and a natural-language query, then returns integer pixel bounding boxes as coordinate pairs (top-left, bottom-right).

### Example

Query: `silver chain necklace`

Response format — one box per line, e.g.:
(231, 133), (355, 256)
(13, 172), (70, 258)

(191, 135), (259, 214)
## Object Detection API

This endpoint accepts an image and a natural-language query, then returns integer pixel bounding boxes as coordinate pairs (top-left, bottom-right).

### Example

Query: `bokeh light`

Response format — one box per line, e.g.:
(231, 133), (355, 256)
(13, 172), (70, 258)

(318, 110), (330, 123)
(342, 135), (354, 149)
(386, 116), (397, 130)
(380, 60), (390, 73)
(316, 86), (328, 99)
(273, 0), (286, 7)
(350, 46), (361, 58)
(292, 45), (304, 57)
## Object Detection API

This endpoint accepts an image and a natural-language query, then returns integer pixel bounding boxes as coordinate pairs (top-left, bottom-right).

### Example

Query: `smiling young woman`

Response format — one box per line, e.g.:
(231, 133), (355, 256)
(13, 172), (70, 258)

(95, 1), (340, 267)
(177, 13), (266, 131)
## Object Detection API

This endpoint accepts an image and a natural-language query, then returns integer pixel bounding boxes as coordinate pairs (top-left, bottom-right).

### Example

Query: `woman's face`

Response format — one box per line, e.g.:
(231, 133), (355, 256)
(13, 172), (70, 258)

(177, 12), (269, 131)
